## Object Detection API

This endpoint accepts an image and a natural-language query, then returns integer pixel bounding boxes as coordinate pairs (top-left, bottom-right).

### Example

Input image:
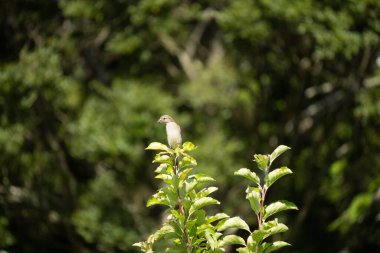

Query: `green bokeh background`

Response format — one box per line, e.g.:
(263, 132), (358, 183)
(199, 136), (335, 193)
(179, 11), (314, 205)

(1, 0), (379, 252)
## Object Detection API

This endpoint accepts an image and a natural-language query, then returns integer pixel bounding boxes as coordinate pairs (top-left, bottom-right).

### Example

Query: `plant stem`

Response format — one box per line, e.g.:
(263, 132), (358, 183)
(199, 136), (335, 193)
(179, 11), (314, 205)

(259, 164), (270, 228)
(174, 154), (192, 253)
(255, 187), (267, 253)
(257, 164), (270, 252)
(258, 187), (267, 228)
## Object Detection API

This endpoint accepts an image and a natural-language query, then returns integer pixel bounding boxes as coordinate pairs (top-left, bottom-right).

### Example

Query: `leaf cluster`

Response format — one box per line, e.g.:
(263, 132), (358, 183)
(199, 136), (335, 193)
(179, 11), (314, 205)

(135, 144), (297, 253)
(134, 142), (230, 253)
(233, 145), (297, 253)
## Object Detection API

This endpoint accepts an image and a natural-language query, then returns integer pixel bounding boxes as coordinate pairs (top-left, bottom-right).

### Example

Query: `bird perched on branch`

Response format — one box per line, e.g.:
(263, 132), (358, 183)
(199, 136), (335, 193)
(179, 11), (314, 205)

(158, 115), (182, 149)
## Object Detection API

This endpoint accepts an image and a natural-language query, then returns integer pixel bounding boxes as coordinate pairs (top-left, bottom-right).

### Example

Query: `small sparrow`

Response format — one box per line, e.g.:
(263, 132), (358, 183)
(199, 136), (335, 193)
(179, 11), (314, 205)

(158, 115), (182, 148)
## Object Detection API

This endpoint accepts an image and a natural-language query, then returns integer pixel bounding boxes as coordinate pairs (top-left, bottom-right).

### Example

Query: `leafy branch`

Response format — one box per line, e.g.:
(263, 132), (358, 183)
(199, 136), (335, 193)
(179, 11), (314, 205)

(233, 145), (298, 253)
(134, 143), (297, 253)
(133, 142), (229, 253)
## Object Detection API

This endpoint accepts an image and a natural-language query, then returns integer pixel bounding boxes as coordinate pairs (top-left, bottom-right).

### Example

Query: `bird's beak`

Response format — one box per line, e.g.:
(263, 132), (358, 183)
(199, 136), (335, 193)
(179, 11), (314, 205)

(157, 119), (162, 123)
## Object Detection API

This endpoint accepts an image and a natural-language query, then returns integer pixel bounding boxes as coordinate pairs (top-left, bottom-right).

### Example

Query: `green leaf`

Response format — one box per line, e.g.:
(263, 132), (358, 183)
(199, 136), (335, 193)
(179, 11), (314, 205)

(167, 244), (185, 252)
(246, 187), (261, 215)
(237, 247), (250, 253)
(154, 163), (168, 173)
(146, 142), (171, 152)
(179, 168), (193, 181)
(269, 145), (290, 164)
(172, 174), (179, 188)
(146, 192), (170, 207)
(149, 224), (175, 243)
(203, 229), (223, 250)
(162, 187), (177, 205)
(189, 197), (220, 215)
(182, 141), (197, 152)
(263, 241), (291, 253)
(217, 217), (250, 232)
(190, 174), (216, 183)
(263, 200), (298, 220)
(169, 220), (183, 238)
(207, 213), (230, 223)
(246, 233), (256, 251)
(251, 220), (288, 243)
(234, 168), (260, 185)
(185, 179), (197, 193)
(170, 209), (181, 220)
(187, 219), (198, 237)
(205, 229), (218, 250)
(179, 156), (197, 168)
(265, 167), (292, 188)
(253, 154), (269, 171)
(221, 235), (246, 246)
(251, 229), (268, 244)
(262, 222), (288, 240)
(155, 173), (172, 183)
(259, 242), (271, 253)
(132, 242), (142, 247)
(153, 154), (172, 163)
(197, 186), (218, 198)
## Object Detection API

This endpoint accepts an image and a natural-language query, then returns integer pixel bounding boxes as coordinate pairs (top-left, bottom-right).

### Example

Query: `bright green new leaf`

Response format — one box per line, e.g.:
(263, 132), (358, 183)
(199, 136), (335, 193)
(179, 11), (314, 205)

(265, 167), (292, 188)
(262, 222), (288, 240)
(207, 213), (230, 223)
(147, 195), (170, 207)
(182, 141), (197, 152)
(213, 213), (230, 220)
(269, 145), (290, 164)
(146, 197), (161, 207)
(246, 234), (255, 249)
(162, 187), (178, 205)
(153, 154), (171, 163)
(185, 179), (198, 193)
(146, 142), (171, 152)
(235, 168), (260, 185)
(237, 247), (250, 253)
(179, 156), (197, 168)
(189, 197), (220, 215)
(154, 163), (168, 173)
(150, 224), (175, 243)
(197, 187), (218, 198)
(205, 230), (218, 250)
(190, 174), (216, 183)
(251, 220), (288, 242)
(220, 235), (246, 246)
(259, 242), (271, 253)
(188, 190), (197, 202)
(179, 168), (193, 181)
(246, 187), (261, 215)
(195, 224), (210, 236)
(132, 242), (142, 248)
(263, 241), (291, 253)
(263, 200), (298, 220)
(170, 209), (181, 220)
(217, 217), (250, 232)
(155, 173), (172, 182)
(253, 154), (269, 171)
(251, 229), (268, 244)
(204, 229), (223, 250)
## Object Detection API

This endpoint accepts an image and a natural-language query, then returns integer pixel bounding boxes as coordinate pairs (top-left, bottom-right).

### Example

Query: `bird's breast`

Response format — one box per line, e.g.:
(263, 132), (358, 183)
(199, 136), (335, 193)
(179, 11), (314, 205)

(166, 122), (182, 148)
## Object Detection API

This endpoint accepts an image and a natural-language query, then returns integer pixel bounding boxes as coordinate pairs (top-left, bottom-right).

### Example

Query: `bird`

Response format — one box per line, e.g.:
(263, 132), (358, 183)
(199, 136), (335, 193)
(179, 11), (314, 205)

(158, 115), (182, 149)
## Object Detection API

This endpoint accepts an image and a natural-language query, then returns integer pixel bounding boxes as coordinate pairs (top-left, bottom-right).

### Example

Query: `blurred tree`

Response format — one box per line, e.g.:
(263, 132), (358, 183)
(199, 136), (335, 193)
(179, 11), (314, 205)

(0, 0), (379, 253)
